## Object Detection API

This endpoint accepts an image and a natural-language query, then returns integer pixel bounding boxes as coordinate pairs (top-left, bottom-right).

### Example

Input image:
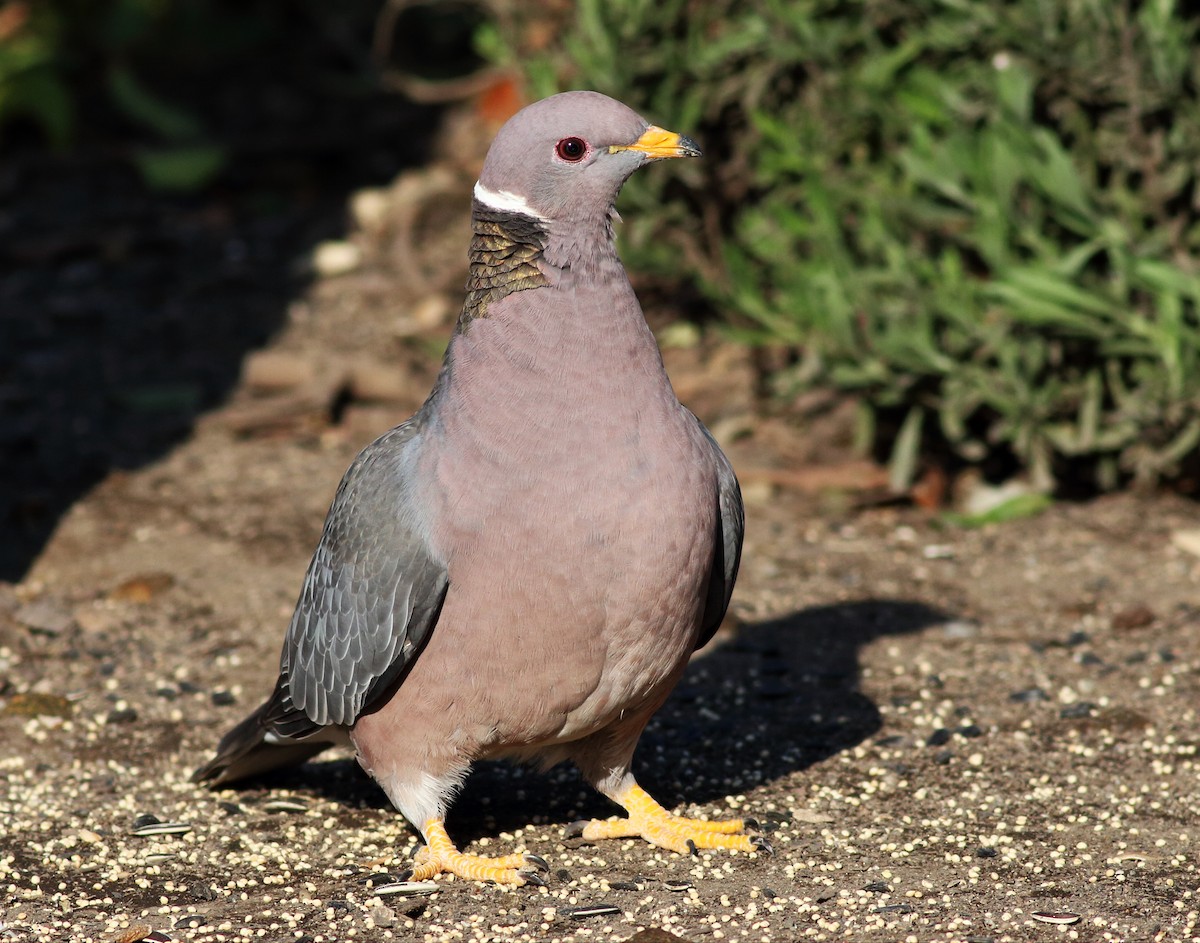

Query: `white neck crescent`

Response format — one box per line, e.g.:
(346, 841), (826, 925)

(473, 181), (548, 221)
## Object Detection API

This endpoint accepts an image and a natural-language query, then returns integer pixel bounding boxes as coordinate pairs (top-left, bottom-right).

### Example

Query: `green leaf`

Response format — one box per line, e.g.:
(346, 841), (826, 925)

(108, 64), (204, 141)
(888, 406), (925, 493)
(0, 67), (74, 148)
(133, 145), (226, 191)
(943, 492), (1053, 528)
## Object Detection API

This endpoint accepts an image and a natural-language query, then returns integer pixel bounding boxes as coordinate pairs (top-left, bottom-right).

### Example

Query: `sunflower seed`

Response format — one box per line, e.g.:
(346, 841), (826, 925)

(563, 904), (620, 919)
(1031, 912), (1081, 925)
(263, 799), (308, 814)
(131, 822), (192, 837)
(372, 881), (439, 897)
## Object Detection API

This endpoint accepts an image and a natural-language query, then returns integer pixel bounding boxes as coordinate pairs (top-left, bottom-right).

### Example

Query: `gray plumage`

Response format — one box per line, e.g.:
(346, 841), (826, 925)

(195, 91), (752, 880)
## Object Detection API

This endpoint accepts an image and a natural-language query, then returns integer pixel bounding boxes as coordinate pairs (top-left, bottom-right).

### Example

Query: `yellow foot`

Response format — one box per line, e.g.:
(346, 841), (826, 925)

(568, 784), (772, 856)
(403, 819), (549, 887)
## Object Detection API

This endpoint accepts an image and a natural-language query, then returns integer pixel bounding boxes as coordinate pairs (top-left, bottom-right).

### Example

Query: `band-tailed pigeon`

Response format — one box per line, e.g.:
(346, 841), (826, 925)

(194, 90), (762, 885)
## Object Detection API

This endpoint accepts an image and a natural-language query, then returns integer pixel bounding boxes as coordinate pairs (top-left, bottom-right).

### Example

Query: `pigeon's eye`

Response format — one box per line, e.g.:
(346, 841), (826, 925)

(555, 137), (587, 162)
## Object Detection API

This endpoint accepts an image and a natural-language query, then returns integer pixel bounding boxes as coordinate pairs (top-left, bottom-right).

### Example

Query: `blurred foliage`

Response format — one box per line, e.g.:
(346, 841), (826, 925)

(485, 0), (1200, 491)
(0, 0), (268, 185)
(0, 0), (403, 189)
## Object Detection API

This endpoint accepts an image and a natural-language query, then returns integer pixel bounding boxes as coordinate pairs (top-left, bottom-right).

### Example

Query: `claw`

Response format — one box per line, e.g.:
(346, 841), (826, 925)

(519, 870), (549, 887)
(743, 817), (761, 831)
(395, 867), (414, 882)
(564, 820), (588, 838)
(524, 853), (550, 872)
(686, 838), (699, 857)
(408, 819), (544, 886)
(751, 835), (774, 856)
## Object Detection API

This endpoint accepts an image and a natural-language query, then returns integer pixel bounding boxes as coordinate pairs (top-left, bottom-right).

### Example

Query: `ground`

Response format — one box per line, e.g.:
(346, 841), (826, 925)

(2, 83), (1199, 943)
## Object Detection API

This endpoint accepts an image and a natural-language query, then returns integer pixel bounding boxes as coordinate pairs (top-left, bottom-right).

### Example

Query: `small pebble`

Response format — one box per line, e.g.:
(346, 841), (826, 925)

(14, 600), (73, 635)
(1060, 702), (1096, 719)
(188, 882), (217, 902)
(1111, 605), (1154, 630)
(926, 727), (952, 747)
(309, 240), (362, 278)
(1009, 687), (1049, 703)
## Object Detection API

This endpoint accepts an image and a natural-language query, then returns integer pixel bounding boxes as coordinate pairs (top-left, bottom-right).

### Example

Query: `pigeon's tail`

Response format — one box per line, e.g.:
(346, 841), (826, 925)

(192, 698), (343, 786)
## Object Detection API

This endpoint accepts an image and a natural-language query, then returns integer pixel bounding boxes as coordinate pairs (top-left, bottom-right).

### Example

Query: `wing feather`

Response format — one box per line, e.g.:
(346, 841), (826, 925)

(266, 418), (449, 732)
(694, 417), (744, 650)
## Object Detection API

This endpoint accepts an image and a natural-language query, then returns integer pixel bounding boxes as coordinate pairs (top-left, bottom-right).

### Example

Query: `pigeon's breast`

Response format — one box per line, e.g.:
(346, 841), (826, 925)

(414, 278), (719, 745)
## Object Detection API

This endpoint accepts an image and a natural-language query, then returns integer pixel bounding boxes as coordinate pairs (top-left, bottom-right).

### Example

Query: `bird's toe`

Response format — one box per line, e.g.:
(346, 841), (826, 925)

(409, 819), (550, 887)
(576, 784), (771, 857)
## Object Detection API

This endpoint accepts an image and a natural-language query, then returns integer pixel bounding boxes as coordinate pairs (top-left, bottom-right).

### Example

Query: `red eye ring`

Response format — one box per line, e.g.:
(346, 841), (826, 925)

(556, 137), (587, 162)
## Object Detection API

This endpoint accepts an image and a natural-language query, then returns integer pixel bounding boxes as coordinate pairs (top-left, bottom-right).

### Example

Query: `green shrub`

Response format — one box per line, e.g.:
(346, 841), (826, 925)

(484, 0), (1200, 491)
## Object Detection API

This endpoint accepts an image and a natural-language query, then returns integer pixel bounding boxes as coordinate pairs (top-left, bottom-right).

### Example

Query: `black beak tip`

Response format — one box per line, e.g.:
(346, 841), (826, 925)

(679, 135), (703, 158)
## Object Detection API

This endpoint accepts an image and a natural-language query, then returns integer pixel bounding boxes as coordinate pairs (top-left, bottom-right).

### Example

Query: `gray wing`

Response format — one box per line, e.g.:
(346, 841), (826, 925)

(695, 417), (744, 649)
(265, 417), (449, 736)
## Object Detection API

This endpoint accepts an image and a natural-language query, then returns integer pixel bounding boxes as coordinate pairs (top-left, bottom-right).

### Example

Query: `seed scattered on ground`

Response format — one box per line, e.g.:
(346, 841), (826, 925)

(874, 903), (915, 914)
(562, 904), (621, 919)
(130, 821), (192, 837)
(372, 880), (439, 897)
(1031, 911), (1081, 924)
(262, 798), (308, 813)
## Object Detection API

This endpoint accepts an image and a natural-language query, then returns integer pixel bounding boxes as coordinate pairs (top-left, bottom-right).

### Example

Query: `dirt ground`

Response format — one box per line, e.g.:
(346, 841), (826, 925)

(3, 85), (1200, 943)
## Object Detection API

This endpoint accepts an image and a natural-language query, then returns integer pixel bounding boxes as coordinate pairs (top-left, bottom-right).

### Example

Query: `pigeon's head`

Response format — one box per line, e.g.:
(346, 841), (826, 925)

(474, 91), (701, 225)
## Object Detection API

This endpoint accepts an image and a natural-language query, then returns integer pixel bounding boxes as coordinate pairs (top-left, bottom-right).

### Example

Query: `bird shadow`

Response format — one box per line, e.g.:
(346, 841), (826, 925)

(253, 597), (949, 842)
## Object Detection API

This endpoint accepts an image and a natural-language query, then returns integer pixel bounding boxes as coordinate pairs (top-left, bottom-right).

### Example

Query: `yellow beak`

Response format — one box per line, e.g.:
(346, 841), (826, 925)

(611, 125), (702, 160)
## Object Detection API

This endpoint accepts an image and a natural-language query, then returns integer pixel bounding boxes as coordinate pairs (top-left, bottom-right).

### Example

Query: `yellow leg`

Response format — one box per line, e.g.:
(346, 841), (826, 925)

(404, 819), (548, 886)
(572, 783), (771, 856)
